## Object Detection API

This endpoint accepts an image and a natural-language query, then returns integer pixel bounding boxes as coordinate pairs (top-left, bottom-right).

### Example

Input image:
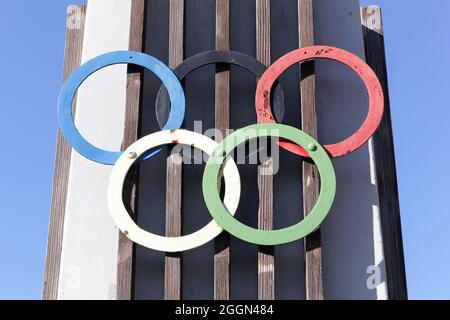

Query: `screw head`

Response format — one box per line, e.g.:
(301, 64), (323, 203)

(216, 149), (227, 157)
(307, 143), (317, 152)
(127, 151), (138, 159)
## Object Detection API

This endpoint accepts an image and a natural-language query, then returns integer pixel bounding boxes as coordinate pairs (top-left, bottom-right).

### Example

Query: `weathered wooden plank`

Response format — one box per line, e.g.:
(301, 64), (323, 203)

(117, 0), (146, 301)
(257, 161), (275, 300)
(164, 0), (184, 301)
(256, 0), (275, 301)
(42, 5), (86, 300)
(256, 0), (271, 67)
(214, 0), (231, 301)
(361, 6), (408, 300)
(299, 0), (323, 300)
(164, 160), (183, 300)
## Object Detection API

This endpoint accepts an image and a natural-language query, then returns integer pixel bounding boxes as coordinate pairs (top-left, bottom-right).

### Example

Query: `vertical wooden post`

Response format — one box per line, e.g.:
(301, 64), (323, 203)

(43, 5), (86, 300)
(116, 0), (146, 301)
(299, 0), (323, 300)
(361, 6), (408, 300)
(256, 0), (275, 301)
(214, 0), (231, 301)
(165, 0), (184, 301)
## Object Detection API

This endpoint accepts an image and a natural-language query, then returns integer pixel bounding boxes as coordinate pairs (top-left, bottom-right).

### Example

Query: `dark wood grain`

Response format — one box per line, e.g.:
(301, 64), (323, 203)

(299, 0), (323, 300)
(361, 6), (408, 300)
(42, 5), (86, 300)
(117, 0), (146, 301)
(256, 0), (275, 301)
(165, 0), (184, 301)
(214, 0), (231, 301)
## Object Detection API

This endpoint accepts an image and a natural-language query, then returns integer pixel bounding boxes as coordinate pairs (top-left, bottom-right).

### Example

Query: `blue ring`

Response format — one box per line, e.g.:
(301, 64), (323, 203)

(58, 51), (185, 165)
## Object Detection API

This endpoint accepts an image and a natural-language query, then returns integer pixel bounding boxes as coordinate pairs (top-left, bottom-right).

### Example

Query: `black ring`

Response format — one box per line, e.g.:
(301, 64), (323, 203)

(155, 50), (286, 128)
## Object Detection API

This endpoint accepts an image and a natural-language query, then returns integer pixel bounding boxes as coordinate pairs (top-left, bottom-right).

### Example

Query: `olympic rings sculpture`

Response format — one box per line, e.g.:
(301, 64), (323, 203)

(58, 46), (383, 252)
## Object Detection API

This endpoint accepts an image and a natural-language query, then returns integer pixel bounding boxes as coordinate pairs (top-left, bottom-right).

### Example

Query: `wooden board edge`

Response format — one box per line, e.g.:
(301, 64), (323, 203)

(116, 0), (147, 301)
(360, 5), (408, 300)
(299, 0), (324, 300)
(256, 0), (275, 301)
(214, 0), (231, 301)
(42, 5), (87, 300)
(164, 0), (185, 301)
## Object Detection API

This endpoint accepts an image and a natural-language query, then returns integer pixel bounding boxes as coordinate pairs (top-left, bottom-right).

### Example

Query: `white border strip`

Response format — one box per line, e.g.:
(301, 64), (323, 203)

(57, 0), (132, 300)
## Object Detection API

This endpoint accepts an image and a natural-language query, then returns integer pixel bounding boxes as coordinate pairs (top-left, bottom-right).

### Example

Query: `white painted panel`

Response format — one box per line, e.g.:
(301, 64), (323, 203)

(314, 0), (387, 299)
(57, 0), (132, 300)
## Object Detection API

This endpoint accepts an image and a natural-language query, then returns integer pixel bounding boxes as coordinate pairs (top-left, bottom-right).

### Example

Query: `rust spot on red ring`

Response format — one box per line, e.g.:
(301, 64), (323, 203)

(263, 90), (270, 111)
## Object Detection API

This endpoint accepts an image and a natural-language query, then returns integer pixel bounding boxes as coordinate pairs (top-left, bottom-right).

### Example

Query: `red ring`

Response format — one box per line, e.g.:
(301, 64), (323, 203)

(255, 45), (384, 158)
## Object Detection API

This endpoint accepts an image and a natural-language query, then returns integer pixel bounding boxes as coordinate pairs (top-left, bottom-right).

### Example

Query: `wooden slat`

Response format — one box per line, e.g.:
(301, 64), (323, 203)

(256, 0), (275, 301)
(42, 5), (86, 300)
(214, 0), (231, 301)
(361, 6), (408, 300)
(165, 0), (184, 301)
(256, 0), (271, 67)
(299, 0), (323, 300)
(117, 0), (146, 301)
(257, 161), (275, 300)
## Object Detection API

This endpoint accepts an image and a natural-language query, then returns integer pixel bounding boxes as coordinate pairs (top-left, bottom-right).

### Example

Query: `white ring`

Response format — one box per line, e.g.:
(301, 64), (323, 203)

(107, 130), (241, 252)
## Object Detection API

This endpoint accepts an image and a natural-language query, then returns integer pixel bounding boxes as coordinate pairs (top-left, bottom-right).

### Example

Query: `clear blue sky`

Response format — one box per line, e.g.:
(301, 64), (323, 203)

(0, 1), (448, 300)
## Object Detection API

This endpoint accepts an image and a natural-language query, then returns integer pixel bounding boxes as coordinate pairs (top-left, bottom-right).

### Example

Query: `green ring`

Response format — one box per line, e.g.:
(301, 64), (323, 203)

(202, 124), (336, 246)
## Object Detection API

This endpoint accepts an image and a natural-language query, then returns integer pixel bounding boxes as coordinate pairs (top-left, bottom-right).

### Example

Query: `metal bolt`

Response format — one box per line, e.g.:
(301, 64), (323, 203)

(307, 143), (317, 152)
(127, 151), (138, 159)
